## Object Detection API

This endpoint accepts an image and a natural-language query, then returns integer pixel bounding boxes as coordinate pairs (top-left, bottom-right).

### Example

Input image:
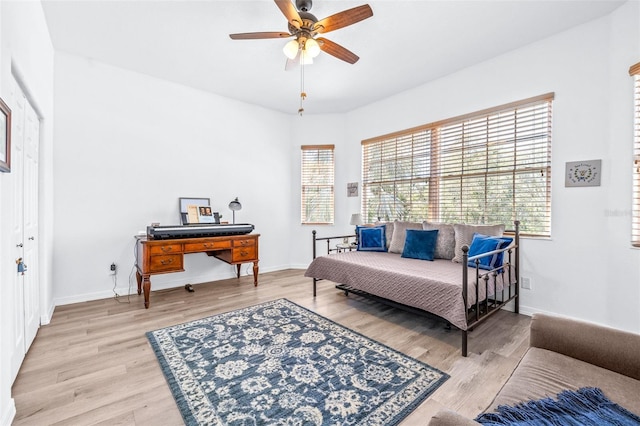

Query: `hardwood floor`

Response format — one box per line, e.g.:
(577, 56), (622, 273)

(11, 269), (531, 425)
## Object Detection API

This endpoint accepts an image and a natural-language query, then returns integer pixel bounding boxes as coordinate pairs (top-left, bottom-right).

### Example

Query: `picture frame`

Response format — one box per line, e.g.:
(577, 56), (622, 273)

(0, 97), (11, 173)
(347, 182), (358, 197)
(565, 159), (601, 187)
(178, 197), (210, 224)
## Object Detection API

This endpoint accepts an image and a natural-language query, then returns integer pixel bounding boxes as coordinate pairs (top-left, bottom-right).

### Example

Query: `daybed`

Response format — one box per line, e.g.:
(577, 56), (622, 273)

(428, 313), (640, 424)
(304, 220), (520, 356)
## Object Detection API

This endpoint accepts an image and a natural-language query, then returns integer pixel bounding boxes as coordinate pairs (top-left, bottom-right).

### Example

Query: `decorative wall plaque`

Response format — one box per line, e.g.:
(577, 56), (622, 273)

(347, 182), (358, 197)
(565, 159), (601, 187)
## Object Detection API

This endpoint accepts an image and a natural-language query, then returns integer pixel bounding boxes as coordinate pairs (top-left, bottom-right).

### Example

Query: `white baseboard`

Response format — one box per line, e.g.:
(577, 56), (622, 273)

(40, 302), (55, 326)
(289, 264), (309, 270)
(517, 304), (555, 318)
(53, 264), (292, 307)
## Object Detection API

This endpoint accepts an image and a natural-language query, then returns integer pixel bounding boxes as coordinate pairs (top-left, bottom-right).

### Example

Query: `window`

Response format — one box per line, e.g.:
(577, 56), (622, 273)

(362, 93), (553, 236)
(631, 62), (640, 247)
(301, 145), (335, 224)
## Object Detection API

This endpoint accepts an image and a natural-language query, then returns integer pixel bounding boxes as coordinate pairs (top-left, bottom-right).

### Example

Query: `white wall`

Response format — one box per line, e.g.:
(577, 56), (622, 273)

(0, 1), (54, 424)
(53, 53), (293, 304)
(291, 1), (640, 332)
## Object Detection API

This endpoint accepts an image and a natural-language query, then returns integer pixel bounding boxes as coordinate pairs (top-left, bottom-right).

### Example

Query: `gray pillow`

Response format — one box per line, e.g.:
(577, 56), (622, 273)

(422, 222), (456, 260)
(452, 223), (505, 263)
(388, 221), (423, 254)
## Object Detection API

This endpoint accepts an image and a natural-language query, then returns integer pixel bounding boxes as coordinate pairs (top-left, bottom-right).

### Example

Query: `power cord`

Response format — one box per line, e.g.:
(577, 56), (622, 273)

(112, 269), (132, 304)
(111, 243), (139, 304)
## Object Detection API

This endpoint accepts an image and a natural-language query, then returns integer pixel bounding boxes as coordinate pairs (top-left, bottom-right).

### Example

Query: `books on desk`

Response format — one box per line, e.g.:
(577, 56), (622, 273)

(187, 205), (200, 224)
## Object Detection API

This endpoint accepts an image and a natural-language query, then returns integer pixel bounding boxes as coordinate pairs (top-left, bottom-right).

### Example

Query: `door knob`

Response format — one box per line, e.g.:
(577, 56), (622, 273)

(16, 243), (23, 248)
(28, 236), (35, 240)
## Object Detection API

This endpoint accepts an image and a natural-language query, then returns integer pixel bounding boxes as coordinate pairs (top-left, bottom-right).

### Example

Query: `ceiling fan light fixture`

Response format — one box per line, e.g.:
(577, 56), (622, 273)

(300, 50), (314, 65)
(283, 39), (300, 59)
(304, 38), (321, 58)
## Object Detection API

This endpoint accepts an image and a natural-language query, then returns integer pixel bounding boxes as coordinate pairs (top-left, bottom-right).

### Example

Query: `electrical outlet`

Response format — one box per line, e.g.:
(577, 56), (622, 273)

(521, 276), (532, 290)
(110, 263), (117, 275)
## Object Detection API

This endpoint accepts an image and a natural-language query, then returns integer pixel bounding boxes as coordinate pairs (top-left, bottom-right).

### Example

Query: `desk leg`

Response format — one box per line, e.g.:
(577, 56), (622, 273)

(236, 264), (241, 279)
(253, 261), (259, 287)
(136, 271), (142, 295)
(142, 275), (151, 309)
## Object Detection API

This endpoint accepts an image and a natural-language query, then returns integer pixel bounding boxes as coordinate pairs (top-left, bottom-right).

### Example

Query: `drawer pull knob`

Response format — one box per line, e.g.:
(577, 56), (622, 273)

(160, 258), (174, 265)
(203, 243), (211, 248)
(240, 251), (248, 257)
(161, 247), (173, 252)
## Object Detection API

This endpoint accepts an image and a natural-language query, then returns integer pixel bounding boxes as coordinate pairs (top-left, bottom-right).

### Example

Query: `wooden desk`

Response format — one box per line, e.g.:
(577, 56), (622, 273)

(135, 233), (260, 308)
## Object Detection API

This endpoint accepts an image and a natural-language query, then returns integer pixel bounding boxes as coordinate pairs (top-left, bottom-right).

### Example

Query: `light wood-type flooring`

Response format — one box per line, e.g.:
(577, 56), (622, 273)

(12, 269), (531, 425)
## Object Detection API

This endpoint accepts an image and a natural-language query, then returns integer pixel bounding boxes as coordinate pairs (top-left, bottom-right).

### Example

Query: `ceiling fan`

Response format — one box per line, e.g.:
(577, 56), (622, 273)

(229, 0), (373, 65)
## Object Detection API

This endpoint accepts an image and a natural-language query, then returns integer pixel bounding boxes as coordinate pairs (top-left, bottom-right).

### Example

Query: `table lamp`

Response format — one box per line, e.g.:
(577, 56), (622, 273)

(228, 197), (242, 224)
(350, 213), (363, 242)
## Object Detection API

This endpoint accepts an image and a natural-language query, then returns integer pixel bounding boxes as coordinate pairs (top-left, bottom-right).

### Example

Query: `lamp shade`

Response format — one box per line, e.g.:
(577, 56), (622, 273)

(350, 213), (363, 226)
(283, 39), (299, 59)
(229, 197), (242, 211)
(304, 38), (321, 58)
(229, 197), (242, 224)
(299, 50), (313, 65)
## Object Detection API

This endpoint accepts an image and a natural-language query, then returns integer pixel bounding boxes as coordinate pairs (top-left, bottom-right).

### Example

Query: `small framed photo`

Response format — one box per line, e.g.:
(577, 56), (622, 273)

(198, 206), (216, 223)
(0, 97), (11, 173)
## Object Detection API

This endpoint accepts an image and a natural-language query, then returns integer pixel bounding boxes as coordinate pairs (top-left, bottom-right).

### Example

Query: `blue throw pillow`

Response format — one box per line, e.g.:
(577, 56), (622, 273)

(401, 229), (439, 261)
(467, 233), (514, 270)
(357, 226), (387, 252)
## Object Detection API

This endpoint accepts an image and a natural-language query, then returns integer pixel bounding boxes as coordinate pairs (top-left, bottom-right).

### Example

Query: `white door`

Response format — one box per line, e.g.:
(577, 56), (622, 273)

(9, 79), (26, 381)
(9, 76), (40, 383)
(22, 99), (40, 350)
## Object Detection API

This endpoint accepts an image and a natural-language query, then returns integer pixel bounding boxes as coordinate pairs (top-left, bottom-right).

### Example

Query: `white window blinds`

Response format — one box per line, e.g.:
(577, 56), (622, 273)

(362, 93), (553, 236)
(630, 62), (640, 247)
(301, 145), (335, 224)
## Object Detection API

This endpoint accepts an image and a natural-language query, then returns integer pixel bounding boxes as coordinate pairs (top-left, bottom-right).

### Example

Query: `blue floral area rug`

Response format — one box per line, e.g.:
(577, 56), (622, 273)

(146, 298), (449, 425)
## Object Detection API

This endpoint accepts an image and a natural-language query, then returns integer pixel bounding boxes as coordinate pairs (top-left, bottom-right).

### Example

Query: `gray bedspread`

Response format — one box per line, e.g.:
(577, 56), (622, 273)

(304, 251), (513, 330)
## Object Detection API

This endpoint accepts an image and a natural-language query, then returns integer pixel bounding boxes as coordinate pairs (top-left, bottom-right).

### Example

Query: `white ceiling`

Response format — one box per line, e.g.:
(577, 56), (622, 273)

(41, 0), (624, 115)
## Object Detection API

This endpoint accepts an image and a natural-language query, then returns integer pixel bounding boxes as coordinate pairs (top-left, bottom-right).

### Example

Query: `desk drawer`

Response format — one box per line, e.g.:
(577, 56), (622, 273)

(234, 238), (256, 248)
(149, 255), (183, 272)
(149, 244), (182, 255)
(232, 246), (257, 262)
(184, 240), (231, 252)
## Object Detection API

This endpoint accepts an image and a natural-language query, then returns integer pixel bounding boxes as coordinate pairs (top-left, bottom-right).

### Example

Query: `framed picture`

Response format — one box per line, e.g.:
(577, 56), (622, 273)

(565, 159), (601, 187)
(0, 97), (11, 173)
(178, 197), (210, 224)
(347, 182), (358, 197)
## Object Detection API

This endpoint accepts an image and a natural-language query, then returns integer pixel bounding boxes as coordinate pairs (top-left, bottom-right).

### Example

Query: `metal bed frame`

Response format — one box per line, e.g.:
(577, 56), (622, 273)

(309, 221), (520, 357)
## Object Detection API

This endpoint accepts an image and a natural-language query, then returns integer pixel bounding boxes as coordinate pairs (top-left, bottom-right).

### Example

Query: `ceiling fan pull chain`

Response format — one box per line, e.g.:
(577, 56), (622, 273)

(299, 57), (306, 115)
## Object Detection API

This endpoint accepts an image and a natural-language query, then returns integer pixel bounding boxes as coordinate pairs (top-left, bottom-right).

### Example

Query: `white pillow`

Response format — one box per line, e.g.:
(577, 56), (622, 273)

(388, 221), (422, 254)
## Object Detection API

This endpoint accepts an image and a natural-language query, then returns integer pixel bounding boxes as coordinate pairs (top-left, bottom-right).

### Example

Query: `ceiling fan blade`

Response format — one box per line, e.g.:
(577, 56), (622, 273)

(275, 0), (302, 29)
(317, 37), (359, 64)
(229, 32), (292, 40)
(313, 4), (373, 34)
(285, 56), (298, 71)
